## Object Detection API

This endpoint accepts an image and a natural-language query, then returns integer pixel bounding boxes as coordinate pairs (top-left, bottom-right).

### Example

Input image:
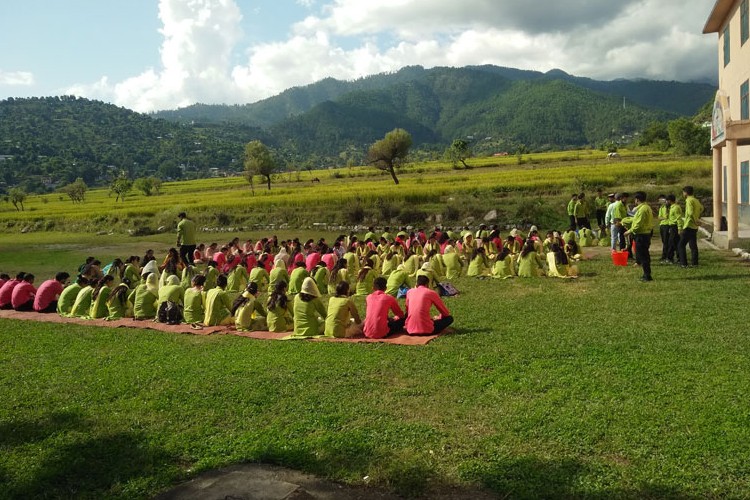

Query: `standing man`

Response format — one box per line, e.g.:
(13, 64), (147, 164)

(574, 192), (590, 230)
(666, 194), (683, 263)
(604, 193), (617, 249)
(594, 188), (608, 230)
(656, 194), (670, 262)
(177, 212), (197, 267)
(612, 193), (631, 257)
(625, 192), (654, 282)
(567, 194), (578, 230)
(677, 186), (704, 268)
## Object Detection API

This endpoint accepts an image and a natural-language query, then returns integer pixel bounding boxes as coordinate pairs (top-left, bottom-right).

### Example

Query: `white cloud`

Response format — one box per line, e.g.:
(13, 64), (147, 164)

(0, 70), (34, 86)
(63, 0), (718, 112)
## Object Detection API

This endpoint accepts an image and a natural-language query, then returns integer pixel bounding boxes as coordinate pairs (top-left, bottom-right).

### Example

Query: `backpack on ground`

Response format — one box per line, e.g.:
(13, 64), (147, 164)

(157, 300), (183, 325)
(437, 282), (459, 297)
(396, 285), (409, 299)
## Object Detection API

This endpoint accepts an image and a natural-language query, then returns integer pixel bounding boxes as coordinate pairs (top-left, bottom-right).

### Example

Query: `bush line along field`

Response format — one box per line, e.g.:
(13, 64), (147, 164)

(0, 150), (709, 233)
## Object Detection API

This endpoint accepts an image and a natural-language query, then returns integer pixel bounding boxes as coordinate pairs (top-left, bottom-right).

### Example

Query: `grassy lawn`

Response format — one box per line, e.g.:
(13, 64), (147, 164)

(2, 239), (749, 498)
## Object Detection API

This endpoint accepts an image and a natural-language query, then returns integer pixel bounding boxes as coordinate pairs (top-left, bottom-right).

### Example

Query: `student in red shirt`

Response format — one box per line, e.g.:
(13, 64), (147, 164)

(33, 272), (70, 313)
(0, 273), (9, 288)
(11, 274), (37, 311)
(364, 277), (405, 338)
(404, 275), (454, 335)
(0, 272), (25, 309)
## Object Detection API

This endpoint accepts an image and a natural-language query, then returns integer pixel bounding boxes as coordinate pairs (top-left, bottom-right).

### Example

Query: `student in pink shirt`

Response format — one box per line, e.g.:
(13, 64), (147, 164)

(0, 273), (9, 288)
(33, 272), (70, 313)
(305, 248), (321, 273)
(11, 274), (37, 311)
(404, 275), (454, 335)
(0, 272), (25, 309)
(364, 277), (405, 338)
(320, 250), (336, 271)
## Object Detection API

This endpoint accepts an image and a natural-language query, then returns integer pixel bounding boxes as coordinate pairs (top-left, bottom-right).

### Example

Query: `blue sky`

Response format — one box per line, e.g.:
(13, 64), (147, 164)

(0, 0), (719, 112)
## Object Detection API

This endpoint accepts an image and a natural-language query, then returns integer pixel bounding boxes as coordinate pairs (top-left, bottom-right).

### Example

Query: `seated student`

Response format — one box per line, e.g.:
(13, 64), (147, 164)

(266, 281), (293, 332)
(312, 261), (329, 296)
(33, 272), (69, 313)
(466, 247), (490, 277)
(203, 274), (234, 326)
(11, 274), (37, 311)
(70, 278), (97, 319)
(401, 249), (421, 277)
(324, 281), (362, 338)
(364, 277), (405, 339)
(248, 260), (270, 293)
(157, 275), (184, 309)
(355, 259), (376, 296)
(192, 244), (206, 266)
(441, 245), (463, 280)
(122, 256), (141, 288)
(542, 231), (556, 254)
(404, 275), (453, 336)
(226, 260), (249, 293)
(81, 259), (103, 281)
(129, 275), (158, 320)
(385, 264), (411, 297)
(380, 250), (401, 277)
(232, 282), (267, 331)
(107, 283), (133, 320)
(517, 240), (546, 278)
(202, 260), (219, 292)
(288, 261), (309, 295)
(547, 242), (576, 278)
(327, 259), (349, 296)
(0, 272), (25, 309)
(183, 275), (207, 324)
(180, 264), (198, 291)
(269, 259), (290, 294)
(579, 227), (595, 247)
(492, 247), (515, 278)
(415, 262), (438, 289)
(58, 276), (87, 317)
(561, 225), (578, 247)
(565, 237), (582, 261)
(426, 250), (446, 282)
(89, 275), (115, 319)
(290, 277), (327, 338)
(103, 258), (124, 287)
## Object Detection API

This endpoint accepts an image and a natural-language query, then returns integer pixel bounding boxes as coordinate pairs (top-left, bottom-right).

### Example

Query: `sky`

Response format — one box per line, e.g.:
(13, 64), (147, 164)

(0, 0), (720, 113)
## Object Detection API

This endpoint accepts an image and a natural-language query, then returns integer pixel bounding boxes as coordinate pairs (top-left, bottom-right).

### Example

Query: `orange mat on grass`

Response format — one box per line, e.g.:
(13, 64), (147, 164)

(0, 309), (448, 345)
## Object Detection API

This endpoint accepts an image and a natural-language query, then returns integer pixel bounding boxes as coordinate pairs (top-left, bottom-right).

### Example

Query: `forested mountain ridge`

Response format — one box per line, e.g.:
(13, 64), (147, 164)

(153, 65), (715, 128)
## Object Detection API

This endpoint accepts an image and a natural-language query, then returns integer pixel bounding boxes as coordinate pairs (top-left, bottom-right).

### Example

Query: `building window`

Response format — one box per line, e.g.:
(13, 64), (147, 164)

(724, 25), (731, 66)
(742, 162), (750, 204)
(742, 80), (749, 120)
(742, 0), (749, 45)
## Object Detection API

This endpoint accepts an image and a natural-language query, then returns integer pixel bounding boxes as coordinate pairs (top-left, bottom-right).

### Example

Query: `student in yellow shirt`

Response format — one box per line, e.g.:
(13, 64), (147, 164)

(625, 191), (654, 282)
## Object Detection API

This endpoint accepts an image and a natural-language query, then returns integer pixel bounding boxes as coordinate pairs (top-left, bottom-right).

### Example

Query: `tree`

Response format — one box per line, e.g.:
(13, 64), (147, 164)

(667, 118), (710, 156)
(61, 177), (87, 203)
(110, 172), (132, 202)
(133, 176), (163, 196)
(243, 140), (277, 191)
(8, 187), (26, 211)
(367, 128), (412, 185)
(445, 139), (472, 168)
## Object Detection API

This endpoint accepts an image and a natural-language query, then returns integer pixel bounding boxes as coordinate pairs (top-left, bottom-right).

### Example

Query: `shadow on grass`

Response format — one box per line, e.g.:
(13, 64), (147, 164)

(461, 456), (697, 499)
(679, 274), (747, 282)
(3, 412), (174, 498)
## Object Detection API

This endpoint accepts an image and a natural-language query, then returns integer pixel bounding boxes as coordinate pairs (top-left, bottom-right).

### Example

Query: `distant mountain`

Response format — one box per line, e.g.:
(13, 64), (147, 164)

(153, 64), (715, 127)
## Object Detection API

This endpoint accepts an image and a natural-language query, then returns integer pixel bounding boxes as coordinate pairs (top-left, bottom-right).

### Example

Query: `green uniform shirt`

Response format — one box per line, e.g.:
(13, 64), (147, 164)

(668, 203), (683, 226)
(89, 286), (112, 319)
(324, 296), (358, 338)
(157, 284), (183, 307)
(203, 266), (219, 291)
(574, 200), (588, 218)
(355, 268), (376, 296)
(612, 200), (628, 221)
(130, 284), (157, 320)
(327, 268), (348, 296)
(567, 199), (577, 216)
(492, 255), (514, 277)
(467, 255), (489, 277)
(123, 264), (140, 288)
(683, 195), (703, 230)
(177, 218), (197, 246)
(288, 267), (309, 295)
(226, 266), (248, 292)
(249, 267), (270, 292)
(292, 295), (327, 337)
(204, 288), (232, 326)
(518, 252), (544, 278)
(235, 293), (267, 331)
(630, 202), (654, 234)
(266, 300), (293, 332)
(442, 252), (462, 280)
(107, 295), (129, 320)
(595, 196), (608, 210)
(385, 270), (410, 297)
(269, 266), (290, 292)
(183, 288), (205, 323)
(658, 204), (669, 226)
(70, 286), (94, 318)
(57, 283), (81, 316)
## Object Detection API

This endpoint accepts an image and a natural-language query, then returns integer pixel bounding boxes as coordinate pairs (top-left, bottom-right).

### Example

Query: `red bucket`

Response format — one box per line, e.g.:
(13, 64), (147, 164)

(611, 250), (628, 266)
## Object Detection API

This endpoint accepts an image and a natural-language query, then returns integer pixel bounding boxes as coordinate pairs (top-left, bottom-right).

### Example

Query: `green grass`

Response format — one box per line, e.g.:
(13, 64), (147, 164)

(2, 244), (750, 498)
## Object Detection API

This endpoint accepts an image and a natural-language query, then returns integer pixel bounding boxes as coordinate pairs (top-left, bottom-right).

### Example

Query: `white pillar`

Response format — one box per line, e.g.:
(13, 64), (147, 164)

(727, 140), (739, 242)
(713, 147), (723, 232)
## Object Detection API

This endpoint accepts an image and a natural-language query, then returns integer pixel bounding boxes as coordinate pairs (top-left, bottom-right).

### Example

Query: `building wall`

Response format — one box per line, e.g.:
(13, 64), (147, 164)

(718, 0), (750, 120)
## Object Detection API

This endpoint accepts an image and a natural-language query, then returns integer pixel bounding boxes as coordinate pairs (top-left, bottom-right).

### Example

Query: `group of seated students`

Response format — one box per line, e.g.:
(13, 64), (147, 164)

(0, 223), (610, 337)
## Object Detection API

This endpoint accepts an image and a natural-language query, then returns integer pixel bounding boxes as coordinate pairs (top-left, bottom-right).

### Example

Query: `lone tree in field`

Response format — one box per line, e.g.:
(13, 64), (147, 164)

(244, 140), (277, 191)
(445, 138), (472, 169)
(62, 177), (87, 203)
(7, 187), (27, 211)
(110, 172), (133, 202)
(134, 176), (162, 196)
(368, 128), (412, 185)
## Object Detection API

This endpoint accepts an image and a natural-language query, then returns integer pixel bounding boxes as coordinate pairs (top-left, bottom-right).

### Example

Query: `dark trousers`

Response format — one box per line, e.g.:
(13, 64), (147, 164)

(678, 228), (699, 266)
(407, 315), (454, 336)
(569, 215), (576, 229)
(634, 233), (652, 280)
(596, 209), (606, 228)
(14, 300), (34, 312)
(36, 301), (58, 314)
(577, 217), (591, 230)
(615, 225), (631, 257)
(388, 317), (406, 335)
(179, 244), (196, 267)
(659, 225), (670, 260)
(666, 225), (679, 262)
